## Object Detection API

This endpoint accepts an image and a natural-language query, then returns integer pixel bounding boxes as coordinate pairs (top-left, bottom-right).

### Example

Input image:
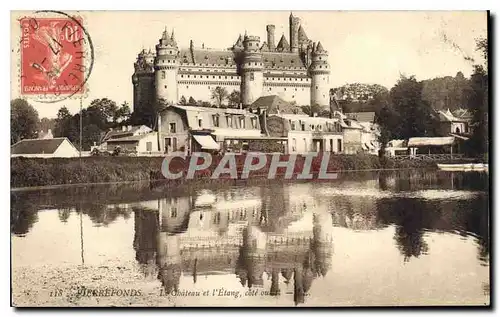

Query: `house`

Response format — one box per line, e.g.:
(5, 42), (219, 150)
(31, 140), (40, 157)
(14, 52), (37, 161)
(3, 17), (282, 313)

(436, 109), (471, 136)
(38, 129), (53, 139)
(266, 113), (343, 154)
(101, 125), (153, 144)
(158, 105), (263, 154)
(341, 111), (380, 155)
(105, 132), (160, 155)
(11, 137), (79, 158)
(385, 139), (408, 157)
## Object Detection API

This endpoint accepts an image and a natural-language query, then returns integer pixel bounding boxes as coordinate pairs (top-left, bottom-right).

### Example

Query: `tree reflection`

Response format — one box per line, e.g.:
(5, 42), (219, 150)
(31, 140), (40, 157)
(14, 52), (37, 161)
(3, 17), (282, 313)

(11, 193), (39, 236)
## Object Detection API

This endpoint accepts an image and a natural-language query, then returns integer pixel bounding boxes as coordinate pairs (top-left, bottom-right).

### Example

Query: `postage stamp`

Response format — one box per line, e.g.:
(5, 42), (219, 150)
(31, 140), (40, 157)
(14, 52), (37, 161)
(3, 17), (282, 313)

(18, 11), (94, 103)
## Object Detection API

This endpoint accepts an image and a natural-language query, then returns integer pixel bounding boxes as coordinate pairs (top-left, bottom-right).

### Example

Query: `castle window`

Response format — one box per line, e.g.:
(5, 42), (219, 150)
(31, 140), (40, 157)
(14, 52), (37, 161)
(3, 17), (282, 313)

(213, 115), (219, 127)
(161, 71), (166, 79)
(181, 75), (184, 78)
(269, 88), (272, 91)
(250, 73), (254, 81)
(284, 88), (286, 91)
(292, 138), (297, 152)
(225, 76), (227, 79)
(194, 75), (197, 78)
(319, 57), (322, 60)
(295, 88), (297, 91)
(301, 78), (303, 81)
(227, 116), (233, 127)
(187, 86), (189, 89)
(231, 76), (233, 79)
(316, 86), (318, 89)
(319, 66), (322, 69)
(164, 85), (167, 88)
(198, 118), (203, 127)
(188, 75), (190, 78)
(292, 95), (295, 98)
(301, 123), (305, 131)
(207, 75), (209, 78)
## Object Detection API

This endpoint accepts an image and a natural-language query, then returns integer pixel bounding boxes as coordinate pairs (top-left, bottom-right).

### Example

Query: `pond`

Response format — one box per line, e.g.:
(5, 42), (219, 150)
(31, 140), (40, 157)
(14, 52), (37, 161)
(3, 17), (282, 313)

(11, 170), (490, 307)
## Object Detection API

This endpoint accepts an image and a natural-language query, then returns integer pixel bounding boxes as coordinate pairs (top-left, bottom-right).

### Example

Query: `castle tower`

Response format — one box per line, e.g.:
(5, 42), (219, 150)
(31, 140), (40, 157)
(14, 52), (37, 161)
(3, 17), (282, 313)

(309, 41), (330, 109)
(154, 27), (179, 105)
(289, 13), (300, 53)
(132, 49), (155, 116)
(266, 24), (276, 52)
(240, 34), (264, 106)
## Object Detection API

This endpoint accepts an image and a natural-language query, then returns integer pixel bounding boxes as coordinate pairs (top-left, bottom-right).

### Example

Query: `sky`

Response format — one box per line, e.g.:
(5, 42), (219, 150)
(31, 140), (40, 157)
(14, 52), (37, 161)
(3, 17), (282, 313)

(10, 11), (488, 119)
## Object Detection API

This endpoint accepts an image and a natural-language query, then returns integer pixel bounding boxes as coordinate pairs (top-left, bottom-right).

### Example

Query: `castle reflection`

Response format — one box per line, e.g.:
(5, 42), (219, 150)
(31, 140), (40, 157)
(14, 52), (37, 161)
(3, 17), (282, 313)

(132, 185), (334, 306)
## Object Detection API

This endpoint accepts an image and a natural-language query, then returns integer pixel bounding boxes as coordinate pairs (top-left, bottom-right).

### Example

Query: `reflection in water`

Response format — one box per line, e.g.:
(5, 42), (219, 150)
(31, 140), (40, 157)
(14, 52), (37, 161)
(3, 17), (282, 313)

(132, 187), (334, 306)
(11, 170), (489, 306)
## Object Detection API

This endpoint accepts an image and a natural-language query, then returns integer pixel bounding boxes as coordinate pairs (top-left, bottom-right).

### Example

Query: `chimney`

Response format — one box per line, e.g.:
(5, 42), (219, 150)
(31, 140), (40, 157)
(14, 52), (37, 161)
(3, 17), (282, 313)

(266, 24), (276, 51)
(289, 14), (300, 53)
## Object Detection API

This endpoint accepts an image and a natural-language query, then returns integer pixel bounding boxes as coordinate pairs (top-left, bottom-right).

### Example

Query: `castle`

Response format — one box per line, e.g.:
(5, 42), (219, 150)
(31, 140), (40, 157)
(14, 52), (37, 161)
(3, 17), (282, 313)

(132, 13), (331, 114)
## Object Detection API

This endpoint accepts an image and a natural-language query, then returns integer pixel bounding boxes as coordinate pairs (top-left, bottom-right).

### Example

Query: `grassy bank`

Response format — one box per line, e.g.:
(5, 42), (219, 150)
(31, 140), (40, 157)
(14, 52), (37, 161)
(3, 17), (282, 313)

(11, 154), (445, 189)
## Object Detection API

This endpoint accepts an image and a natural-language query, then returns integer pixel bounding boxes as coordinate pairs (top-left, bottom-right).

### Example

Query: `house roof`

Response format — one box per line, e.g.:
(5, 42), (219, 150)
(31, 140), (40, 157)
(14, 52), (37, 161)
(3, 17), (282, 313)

(276, 34), (290, 52)
(387, 139), (406, 148)
(407, 137), (455, 147)
(261, 52), (306, 69)
(249, 95), (304, 114)
(452, 108), (473, 118)
(437, 109), (469, 122)
(345, 112), (376, 123)
(106, 132), (156, 143)
(11, 137), (75, 154)
(102, 125), (151, 142)
(180, 49), (236, 67)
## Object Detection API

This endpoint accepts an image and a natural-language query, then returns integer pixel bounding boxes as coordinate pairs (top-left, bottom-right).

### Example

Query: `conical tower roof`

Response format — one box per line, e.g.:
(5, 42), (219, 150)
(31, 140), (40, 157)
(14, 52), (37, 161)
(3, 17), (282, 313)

(298, 25), (309, 42)
(315, 41), (326, 53)
(276, 34), (290, 52)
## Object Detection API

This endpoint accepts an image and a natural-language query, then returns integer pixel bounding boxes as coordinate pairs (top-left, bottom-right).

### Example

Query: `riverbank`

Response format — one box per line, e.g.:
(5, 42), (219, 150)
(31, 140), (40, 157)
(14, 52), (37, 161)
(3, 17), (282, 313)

(11, 154), (471, 189)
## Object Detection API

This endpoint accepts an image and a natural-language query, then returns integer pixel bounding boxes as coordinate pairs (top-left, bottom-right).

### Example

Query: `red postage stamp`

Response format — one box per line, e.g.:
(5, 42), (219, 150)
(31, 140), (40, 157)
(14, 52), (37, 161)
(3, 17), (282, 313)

(19, 15), (89, 98)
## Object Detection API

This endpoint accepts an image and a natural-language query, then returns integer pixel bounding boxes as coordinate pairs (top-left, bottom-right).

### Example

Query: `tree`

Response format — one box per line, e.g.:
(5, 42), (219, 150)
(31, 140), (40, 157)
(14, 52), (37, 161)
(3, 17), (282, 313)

(11, 99), (39, 144)
(228, 90), (241, 108)
(389, 75), (438, 139)
(54, 106), (77, 140)
(115, 102), (131, 123)
(200, 101), (211, 108)
(188, 96), (197, 106)
(211, 86), (229, 107)
(179, 96), (187, 106)
(89, 98), (119, 124)
(465, 37), (488, 158)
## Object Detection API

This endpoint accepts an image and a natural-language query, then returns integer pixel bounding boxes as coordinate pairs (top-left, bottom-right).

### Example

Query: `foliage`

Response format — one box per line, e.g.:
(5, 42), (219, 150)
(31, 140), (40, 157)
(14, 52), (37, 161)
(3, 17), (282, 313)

(211, 86), (229, 107)
(465, 37), (488, 158)
(179, 96), (187, 106)
(188, 96), (197, 106)
(11, 99), (39, 144)
(228, 90), (241, 108)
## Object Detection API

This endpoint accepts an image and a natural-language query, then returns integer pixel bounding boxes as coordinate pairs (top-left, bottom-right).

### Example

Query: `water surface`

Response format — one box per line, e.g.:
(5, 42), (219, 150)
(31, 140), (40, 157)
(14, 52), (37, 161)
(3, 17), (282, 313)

(11, 170), (490, 307)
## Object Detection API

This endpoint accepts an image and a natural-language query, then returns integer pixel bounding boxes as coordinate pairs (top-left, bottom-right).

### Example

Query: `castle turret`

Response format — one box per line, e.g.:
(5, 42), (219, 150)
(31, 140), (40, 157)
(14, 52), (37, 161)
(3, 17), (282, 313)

(154, 27), (179, 105)
(240, 34), (264, 106)
(289, 13), (300, 53)
(266, 24), (276, 52)
(309, 41), (330, 109)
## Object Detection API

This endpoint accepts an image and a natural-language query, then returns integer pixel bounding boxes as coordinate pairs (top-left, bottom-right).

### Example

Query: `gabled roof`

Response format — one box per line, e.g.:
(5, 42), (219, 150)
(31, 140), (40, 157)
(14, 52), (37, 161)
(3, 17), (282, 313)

(437, 109), (469, 122)
(11, 137), (74, 154)
(106, 132), (156, 143)
(102, 125), (151, 142)
(180, 49), (235, 66)
(249, 95), (304, 115)
(276, 34), (290, 52)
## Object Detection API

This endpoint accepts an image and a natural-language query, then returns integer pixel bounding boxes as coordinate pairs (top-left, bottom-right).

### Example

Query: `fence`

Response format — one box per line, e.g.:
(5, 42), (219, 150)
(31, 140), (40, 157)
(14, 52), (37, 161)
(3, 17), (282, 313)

(391, 154), (466, 161)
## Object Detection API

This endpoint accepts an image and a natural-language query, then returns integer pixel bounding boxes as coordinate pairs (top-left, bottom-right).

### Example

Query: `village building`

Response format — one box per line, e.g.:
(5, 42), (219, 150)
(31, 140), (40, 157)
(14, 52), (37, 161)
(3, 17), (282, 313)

(98, 125), (159, 155)
(436, 109), (472, 136)
(265, 113), (343, 154)
(11, 137), (80, 158)
(384, 139), (408, 157)
(158, 105), (264, 154)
